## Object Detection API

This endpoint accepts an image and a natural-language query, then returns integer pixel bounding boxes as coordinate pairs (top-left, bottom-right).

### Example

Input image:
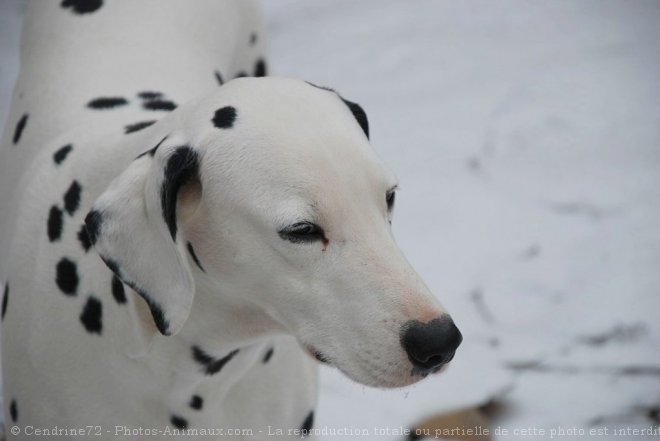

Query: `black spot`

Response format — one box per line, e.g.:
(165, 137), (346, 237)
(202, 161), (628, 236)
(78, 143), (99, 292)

(300, 411), (314, 435)
(263, 347), (274, 363)
(250, 32), (258, 45)
(161, 147), (199, 241)
(9, 399), (17, 422)
(111, 275), (126, 304)
(192, 346), (240, 376)
(125, 120), (156, 134)
(53, 144), (73, 164)
(214, 71), (224, 85)
(2, 283), (8, 321)
(340, 98), (369, 139)
(56, 257), (79, 296)
(80, 296), (102, 334)
(234, 71), (247, 78)
(63, 181), (82, 215)
(47, 205), (64, 242)
(137, 91), (163, 100)
(189, 395), (203, 410)
(212, 106), (237, 130)
(139, 291), (169, 335)
(143, 100), (177, 111)
(170, 415), (188, 430)
(408, 431), (424, 441)
(61, 0), (102, 14)
(13, 113), (28, 144)
(100, 256), (171, 335)
(254, 58), (267, 77)
(187, 242), (205, 272)
(77, 224), (92, 252)
(84, 210), (102, 246)
(191, 346), (214, 366)
(87, 97), (128, 109)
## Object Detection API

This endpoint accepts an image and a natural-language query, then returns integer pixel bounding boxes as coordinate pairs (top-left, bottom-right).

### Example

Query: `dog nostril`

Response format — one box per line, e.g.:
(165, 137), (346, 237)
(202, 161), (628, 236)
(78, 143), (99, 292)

(401, 315), (462, 371)
(425, 354), (446, 365)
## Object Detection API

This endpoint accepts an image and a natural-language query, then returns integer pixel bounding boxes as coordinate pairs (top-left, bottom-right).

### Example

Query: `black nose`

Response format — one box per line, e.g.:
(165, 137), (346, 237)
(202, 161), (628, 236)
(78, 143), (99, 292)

(401, 315), (462, 372)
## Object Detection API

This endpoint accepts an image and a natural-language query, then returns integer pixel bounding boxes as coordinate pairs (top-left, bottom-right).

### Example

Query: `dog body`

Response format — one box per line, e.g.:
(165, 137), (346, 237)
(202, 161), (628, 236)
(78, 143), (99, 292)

(1, 2), (461, 439)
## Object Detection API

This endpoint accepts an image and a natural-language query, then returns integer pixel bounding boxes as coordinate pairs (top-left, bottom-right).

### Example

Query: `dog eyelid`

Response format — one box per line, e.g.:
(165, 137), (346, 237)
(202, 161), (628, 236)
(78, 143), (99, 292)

(386, 186), (397, 211)
(278, 221), (325, 244)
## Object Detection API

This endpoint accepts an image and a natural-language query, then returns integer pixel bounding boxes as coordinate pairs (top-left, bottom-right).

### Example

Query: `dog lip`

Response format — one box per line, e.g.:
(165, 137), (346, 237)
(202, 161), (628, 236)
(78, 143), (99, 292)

(314, 351), (330, 364)
(305, 345), (331, 364)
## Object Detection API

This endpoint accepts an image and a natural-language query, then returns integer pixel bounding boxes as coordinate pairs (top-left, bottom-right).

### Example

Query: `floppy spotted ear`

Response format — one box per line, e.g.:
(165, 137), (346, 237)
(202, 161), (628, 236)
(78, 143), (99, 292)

(85, 142), (200, 336)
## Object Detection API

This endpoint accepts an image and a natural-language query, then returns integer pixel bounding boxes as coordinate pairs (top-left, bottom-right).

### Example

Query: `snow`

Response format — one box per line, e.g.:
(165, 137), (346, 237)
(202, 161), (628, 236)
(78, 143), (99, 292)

(260, 1), (660, 438)
(2, 0), (660, 439)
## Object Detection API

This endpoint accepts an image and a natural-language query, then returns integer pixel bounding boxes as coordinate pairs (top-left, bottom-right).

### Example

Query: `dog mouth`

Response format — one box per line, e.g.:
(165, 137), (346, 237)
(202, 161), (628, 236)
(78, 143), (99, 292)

(305, 345), (331, 365)
(304, 344), (449, 388)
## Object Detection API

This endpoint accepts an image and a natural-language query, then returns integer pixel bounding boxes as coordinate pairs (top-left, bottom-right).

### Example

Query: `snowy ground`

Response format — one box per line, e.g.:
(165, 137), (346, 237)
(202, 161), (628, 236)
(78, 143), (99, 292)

(2, 1), (660, 440)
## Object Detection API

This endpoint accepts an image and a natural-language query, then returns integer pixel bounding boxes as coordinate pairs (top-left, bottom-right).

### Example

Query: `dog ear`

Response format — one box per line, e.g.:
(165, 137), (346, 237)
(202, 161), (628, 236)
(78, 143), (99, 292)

(85, 143), (201, 336)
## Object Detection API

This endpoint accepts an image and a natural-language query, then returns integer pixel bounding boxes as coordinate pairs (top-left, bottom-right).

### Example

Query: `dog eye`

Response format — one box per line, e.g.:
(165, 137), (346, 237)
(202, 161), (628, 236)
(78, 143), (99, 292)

(278, 221), (325, 243)
(386, 190), (396, 211)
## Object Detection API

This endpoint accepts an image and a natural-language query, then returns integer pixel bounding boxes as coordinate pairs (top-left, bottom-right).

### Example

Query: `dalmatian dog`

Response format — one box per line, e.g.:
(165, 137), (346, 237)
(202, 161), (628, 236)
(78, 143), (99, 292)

(0, 1), (462, 439)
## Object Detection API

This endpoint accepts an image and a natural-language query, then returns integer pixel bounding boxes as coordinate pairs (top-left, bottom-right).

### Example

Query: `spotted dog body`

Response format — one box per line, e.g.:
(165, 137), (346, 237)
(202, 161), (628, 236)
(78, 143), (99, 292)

(0, 2), (461, 440)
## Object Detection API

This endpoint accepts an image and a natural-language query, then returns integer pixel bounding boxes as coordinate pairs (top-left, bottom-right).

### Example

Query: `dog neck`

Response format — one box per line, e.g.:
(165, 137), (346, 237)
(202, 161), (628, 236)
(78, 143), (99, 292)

(179, 274), (289, 353)
(120, 278), (287, 406)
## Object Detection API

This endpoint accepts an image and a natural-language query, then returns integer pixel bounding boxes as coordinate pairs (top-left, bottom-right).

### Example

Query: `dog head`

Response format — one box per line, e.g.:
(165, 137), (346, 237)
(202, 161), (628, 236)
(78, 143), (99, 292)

(86, 77), (461, 388)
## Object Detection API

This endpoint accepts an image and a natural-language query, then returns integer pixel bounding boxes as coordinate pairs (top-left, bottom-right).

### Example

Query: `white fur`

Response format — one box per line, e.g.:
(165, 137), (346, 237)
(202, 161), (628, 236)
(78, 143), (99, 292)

(0, 1), (452, 439)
